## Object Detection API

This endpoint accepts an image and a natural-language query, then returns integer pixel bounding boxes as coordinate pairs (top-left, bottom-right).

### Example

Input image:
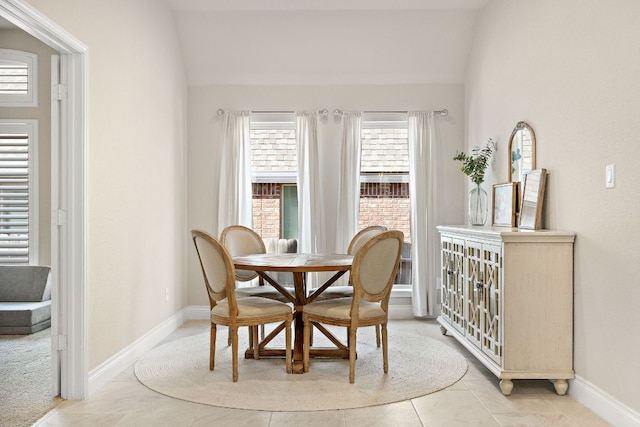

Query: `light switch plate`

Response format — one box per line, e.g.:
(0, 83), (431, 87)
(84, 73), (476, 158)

(605, 164), (615, 189)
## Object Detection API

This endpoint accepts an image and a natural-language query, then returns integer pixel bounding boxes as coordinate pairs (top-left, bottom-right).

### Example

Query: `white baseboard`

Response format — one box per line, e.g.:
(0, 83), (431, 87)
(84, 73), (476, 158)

(569, 375), (640, 427)
(87, 308), (187, 396)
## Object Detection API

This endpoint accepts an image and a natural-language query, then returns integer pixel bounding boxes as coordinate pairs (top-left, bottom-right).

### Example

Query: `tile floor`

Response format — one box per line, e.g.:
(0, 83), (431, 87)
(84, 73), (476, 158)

(35, 319), (610, 426)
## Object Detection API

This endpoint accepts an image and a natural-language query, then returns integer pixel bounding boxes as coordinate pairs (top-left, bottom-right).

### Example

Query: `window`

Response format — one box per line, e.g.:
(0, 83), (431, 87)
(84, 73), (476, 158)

(0, 49), (38, 107)
(0, 121), (38, 265)
(360, 112), (411, 285)
(250, 113), (297, 241)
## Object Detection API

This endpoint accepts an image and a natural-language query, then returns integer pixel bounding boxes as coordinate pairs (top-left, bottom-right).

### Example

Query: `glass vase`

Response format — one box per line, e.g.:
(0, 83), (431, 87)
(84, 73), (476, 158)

(468, 183), (488, 226)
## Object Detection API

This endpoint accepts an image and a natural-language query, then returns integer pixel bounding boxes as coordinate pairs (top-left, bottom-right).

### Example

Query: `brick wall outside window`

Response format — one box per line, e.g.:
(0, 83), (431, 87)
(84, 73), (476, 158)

(252, 183), (281, 239)
(359, 183), (411, 243)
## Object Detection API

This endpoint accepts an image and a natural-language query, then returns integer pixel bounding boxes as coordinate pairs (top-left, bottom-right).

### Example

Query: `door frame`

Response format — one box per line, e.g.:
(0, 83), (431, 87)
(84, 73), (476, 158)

(0, 0), (88, 399)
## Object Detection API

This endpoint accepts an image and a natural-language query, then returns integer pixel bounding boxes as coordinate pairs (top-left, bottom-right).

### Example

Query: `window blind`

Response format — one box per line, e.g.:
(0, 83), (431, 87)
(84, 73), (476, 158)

(0, 49), (37, 107)
(0, 133), (29, 264)
(0, 63), (28, 95)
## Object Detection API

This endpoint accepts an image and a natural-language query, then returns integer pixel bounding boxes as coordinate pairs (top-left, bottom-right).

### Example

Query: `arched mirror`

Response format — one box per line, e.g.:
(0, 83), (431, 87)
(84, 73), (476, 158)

(508, 121), (536, 183)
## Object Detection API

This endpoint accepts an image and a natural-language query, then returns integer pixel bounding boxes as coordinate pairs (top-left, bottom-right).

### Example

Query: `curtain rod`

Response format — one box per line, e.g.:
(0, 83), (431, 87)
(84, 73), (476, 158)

(216, 108), (448, 117)
(216, 109), (329, 117)
(332, 109), (448, 117)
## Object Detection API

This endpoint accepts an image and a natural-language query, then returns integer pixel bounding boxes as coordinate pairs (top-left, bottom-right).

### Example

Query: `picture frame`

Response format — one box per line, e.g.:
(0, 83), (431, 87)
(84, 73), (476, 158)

(492, 182), (519, 227)
(518, 168), (547, 230)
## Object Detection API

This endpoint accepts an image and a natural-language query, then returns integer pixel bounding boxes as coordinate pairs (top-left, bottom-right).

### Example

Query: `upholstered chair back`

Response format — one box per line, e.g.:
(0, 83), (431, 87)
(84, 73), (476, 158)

(220, 225), (266, 282)
(352, 230), (404, 304)
(192, 229), (236, 309)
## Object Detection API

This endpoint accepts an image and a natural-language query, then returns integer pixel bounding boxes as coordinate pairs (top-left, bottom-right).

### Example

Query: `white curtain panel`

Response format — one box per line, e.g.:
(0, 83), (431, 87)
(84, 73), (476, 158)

(335, 112), (362, 253)
(216, 111), (252, 235)
(408, 111), (439, 317)
(296, 111), (324, 257)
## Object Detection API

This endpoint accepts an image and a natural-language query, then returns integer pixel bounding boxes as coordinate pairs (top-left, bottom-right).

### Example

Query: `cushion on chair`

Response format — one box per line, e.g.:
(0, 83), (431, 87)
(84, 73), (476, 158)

(211, 297), (292, 319)
(313, 286), (353, 301)
(235, 285), (293, 302)
(302, 299), (384, 320)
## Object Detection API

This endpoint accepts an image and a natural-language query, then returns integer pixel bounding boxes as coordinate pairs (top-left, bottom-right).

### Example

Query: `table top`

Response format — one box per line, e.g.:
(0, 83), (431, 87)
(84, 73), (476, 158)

(233, 253), (353, 273)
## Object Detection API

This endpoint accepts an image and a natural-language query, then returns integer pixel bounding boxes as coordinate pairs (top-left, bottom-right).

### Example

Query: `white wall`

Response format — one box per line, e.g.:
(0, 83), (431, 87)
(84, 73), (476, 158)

(25, 0), (188, 370)
(466, 0), (640, 414)
(187, 84), (466, 305)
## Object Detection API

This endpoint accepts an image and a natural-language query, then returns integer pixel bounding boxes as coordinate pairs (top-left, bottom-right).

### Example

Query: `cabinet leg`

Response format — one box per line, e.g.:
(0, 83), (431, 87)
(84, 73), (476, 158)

(553, 379), (569, 396)
(439, 326), (447, 335)
(499, 379), (513, 396)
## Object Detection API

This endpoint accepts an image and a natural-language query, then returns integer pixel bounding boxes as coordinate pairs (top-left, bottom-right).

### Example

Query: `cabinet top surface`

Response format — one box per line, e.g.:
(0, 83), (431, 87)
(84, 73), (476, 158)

(437, 225), (575, 242)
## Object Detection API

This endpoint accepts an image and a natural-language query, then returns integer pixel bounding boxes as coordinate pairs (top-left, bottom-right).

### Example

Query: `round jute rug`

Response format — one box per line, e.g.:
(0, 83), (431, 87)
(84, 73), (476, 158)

(135, 326), (467, 411)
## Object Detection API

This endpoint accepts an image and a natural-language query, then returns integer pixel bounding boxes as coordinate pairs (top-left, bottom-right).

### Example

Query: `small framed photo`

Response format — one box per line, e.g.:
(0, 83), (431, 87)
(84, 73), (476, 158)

(492, 182), (519, 227)
(519, 169), (547, 230)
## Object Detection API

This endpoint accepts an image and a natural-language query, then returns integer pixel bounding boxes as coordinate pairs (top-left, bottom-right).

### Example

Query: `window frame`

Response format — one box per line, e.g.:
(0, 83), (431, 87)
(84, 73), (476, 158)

(0, 49), (38, 107)
(360, 112), (411, 289)
(0, 119), (39, 265)
(250, 112), (298, 240)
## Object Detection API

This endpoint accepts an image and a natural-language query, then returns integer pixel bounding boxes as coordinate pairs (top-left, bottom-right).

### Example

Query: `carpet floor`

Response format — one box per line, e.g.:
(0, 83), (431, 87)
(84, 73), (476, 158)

(135, 324), (467, 411)
(0, 328), (61, 427)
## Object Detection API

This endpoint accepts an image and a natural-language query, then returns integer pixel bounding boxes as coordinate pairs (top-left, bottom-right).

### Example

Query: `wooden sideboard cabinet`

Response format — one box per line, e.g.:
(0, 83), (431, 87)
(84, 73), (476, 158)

(436, 225), (575, 395)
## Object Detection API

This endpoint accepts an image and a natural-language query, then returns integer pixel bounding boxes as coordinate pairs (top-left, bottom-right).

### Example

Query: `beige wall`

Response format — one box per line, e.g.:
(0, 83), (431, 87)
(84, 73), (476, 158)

(0, 29), (55, 265)
(186, 84), (466, 305)
(466, 0), (640, 412)
(25, 0), (188, 370)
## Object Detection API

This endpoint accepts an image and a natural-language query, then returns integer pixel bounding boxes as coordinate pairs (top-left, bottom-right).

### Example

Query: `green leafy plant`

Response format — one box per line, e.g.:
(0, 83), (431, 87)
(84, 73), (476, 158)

(453, 138), (495, 185)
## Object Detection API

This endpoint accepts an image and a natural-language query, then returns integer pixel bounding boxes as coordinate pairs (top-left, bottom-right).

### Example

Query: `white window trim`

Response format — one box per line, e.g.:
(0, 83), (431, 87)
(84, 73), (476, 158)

(250, 112), (295, 130)
(0, 119), (39, 264)
(362, 112), (408, 129)
(360, 173), (409, 184)
(0, 49), (38, 107)
(252, 171), (296, 183)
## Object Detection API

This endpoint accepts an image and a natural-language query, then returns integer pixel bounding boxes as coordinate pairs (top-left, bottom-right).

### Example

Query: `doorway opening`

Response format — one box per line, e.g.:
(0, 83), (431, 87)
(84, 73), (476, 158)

(0, 2), (88, 400)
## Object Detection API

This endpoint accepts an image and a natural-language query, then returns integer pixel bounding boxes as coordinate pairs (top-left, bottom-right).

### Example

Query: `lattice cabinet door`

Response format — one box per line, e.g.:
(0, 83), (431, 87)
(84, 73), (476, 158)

(440, 236), (465, 334)
(480, 243), (502, 365)
(465, 240), (483, 349)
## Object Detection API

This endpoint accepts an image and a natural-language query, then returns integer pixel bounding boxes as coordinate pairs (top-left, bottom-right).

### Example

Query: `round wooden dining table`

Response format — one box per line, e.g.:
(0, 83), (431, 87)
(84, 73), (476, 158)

(233, 253), (353, 373)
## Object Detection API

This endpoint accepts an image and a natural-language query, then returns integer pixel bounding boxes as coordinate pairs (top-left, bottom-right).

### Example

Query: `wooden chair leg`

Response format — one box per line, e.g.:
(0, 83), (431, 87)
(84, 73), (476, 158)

(382, 323), (388, 373)
(375, 324), (381, 347)
(252, 326), (259, 359)
(210, 323), (216, 371)
(285, 318), (292, 374)
(303, 315), (310, 373)
(349, 326), (357, 383)
(231, 326), (239, 382)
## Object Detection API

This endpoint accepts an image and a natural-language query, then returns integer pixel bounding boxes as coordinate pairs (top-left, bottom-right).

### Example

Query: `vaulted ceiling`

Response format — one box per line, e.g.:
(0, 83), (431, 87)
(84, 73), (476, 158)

(168, 0), (487, 86)
(1, 0), (487, 87)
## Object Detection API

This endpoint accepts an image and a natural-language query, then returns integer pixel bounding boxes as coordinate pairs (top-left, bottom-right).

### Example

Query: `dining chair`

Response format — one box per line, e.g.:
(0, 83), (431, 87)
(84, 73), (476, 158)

(316, 225), (388, 346)
(220, 225), (294, 345)
(220, 225), (292, 303)
(191, 229), (292, 382)
(302, 230), (403, 383)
